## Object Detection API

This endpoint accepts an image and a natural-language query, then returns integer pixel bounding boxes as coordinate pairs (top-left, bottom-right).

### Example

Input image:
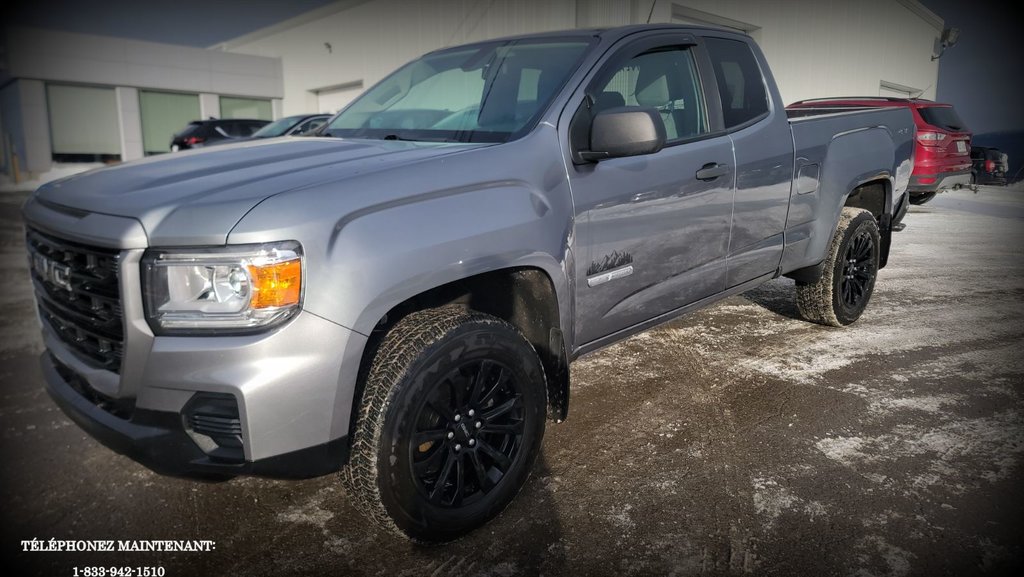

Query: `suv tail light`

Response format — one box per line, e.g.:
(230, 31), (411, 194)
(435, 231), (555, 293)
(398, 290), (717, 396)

(185, 136), (205, 145)
(985, 159), (995, 172)
(916, 131), (947, 146)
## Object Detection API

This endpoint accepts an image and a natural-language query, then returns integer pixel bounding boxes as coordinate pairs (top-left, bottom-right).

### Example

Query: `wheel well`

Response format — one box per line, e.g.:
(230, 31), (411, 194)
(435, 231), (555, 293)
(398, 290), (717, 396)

(786, 179), (892, 284)
(844, 180), (888, 220)
(349, 268), (570, 443)
(845, 179), (893, 268)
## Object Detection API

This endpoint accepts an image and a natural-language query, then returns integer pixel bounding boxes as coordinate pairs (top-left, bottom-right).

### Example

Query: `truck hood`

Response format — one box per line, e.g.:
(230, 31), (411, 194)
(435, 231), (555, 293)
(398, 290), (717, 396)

(33, 137), (482, 246)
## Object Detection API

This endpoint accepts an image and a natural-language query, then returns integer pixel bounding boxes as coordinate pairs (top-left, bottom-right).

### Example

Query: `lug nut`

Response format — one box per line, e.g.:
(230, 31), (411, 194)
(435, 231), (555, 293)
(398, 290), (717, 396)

(447, 431), (455, 440)
(454, 444), (462, 452)
(475, 421), (482, 429)
(454, 414), (462, 422)
(468, 439), (476, 447)
(468, 409), (475, 417)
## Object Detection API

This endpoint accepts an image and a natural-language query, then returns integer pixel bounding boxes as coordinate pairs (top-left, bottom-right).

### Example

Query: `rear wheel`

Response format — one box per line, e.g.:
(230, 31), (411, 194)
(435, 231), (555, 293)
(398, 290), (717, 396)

(909, 191), (936, 205)
(797, 207), (880, 326)
(341, 305), (546, 543)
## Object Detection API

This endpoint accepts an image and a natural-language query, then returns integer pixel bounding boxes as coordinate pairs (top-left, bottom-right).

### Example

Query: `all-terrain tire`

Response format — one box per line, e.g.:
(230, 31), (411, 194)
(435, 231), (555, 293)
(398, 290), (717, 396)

(797, 207), (881, 327)
(340, 305), (547, 543)
(909, 191), (937, 205)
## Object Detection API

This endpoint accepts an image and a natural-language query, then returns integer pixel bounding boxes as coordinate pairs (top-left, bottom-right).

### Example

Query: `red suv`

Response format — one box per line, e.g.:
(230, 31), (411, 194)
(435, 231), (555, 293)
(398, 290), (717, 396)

(787, 98), (971, 205)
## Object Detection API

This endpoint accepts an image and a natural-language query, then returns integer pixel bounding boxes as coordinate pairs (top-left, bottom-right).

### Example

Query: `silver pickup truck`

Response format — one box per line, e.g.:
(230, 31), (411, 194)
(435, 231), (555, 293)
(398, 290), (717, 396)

(24, 25), (913, 542)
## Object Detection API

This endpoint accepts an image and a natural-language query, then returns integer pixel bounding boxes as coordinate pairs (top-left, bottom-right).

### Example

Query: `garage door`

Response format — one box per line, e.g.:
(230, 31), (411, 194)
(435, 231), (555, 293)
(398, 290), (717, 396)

(220, 97), (272, 120)
(316, 83), (363, 114)
(47, 84), (120, 160)
(140, 91), (200, 155)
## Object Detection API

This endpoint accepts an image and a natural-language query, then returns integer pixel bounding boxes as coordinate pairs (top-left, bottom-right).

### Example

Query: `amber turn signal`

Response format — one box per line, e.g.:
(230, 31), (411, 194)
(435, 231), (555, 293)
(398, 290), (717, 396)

(247, 259), (302, 309)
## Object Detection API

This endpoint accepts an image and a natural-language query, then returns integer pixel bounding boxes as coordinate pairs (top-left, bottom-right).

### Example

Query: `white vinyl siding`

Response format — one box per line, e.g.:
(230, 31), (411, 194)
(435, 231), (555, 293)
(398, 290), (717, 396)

(46, 84), (120, 155)
(220, 0), (941, 114)
(316, 83), (363, 114)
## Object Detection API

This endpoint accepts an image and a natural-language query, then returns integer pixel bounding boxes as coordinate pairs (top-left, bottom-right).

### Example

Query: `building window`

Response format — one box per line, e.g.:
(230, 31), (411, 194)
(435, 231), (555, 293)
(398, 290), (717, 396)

(220, 97), (272, 120)
(139, 91), (201, 156)
(46, 84), (121, 163)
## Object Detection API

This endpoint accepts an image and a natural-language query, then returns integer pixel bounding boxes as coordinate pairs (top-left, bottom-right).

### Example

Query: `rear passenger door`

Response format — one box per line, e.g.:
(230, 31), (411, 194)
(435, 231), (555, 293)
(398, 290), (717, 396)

(568, 33), (736, 345)
(703, 35), (795, 286)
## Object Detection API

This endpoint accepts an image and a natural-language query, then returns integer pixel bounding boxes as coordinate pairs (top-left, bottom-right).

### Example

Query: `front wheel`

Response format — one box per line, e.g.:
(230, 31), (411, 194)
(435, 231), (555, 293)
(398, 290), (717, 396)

(341, 305), (547, 543)
(797, 207), (881, 326)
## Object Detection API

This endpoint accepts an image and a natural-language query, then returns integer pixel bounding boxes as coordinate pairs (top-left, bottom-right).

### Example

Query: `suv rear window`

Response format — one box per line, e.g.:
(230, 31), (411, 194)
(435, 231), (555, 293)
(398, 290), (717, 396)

(173, 123), (204, 137)
(918, 106), (967, 132)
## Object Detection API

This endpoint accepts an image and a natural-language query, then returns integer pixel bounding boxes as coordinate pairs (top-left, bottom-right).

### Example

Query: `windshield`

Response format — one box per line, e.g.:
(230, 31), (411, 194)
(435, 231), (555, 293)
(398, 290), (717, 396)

(918, 106), (968, 132)
(252, 116), (305, 138)
(324, 38), (592, 143)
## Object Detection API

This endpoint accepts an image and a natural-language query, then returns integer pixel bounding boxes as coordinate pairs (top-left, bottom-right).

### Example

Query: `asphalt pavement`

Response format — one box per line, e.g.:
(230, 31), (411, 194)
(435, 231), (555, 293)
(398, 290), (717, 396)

(2, 186), (1022, 576)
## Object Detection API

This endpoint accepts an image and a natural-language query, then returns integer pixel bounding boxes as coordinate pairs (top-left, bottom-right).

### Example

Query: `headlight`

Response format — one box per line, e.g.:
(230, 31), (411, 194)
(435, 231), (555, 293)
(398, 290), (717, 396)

(143, 241), (303, 334)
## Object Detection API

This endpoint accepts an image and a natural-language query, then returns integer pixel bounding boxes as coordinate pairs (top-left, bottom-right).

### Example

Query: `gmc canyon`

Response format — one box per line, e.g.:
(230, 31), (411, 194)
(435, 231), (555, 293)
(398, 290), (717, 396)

(24, 25), (913, 542)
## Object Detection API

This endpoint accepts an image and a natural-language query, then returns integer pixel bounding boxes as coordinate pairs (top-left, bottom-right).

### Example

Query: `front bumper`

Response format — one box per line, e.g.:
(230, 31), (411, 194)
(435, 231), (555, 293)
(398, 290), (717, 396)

(41, 352), (348, 478)
(908, 170), (972, 193)
(39, 310), (367, 478)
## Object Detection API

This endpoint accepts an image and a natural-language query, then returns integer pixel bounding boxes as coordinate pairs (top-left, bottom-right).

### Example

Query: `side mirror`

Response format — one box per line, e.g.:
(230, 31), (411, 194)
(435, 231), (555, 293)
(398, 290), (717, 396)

(580, 106), (666, 162)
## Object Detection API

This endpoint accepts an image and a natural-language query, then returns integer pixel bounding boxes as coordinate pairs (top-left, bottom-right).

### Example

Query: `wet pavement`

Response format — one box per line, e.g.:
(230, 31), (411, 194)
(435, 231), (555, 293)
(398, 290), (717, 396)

(2, 186), (1022, 576)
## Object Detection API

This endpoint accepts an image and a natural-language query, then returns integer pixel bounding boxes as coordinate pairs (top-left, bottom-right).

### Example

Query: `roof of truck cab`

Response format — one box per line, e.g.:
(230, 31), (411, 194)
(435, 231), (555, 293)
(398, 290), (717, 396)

(425, 23), (746, 53)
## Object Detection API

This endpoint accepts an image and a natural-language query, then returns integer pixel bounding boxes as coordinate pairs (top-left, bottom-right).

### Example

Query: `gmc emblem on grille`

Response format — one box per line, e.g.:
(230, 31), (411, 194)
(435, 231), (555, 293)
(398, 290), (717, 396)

(33, 253), (73, 292)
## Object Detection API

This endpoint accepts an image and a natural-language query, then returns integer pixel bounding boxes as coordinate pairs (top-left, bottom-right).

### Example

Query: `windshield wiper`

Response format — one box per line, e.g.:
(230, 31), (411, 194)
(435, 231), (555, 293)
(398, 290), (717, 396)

(382, 133), (462, 143)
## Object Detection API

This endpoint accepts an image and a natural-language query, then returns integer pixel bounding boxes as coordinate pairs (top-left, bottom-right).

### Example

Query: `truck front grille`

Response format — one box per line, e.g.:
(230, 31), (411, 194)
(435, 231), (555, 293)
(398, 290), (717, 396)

(26, 228), (124, 373)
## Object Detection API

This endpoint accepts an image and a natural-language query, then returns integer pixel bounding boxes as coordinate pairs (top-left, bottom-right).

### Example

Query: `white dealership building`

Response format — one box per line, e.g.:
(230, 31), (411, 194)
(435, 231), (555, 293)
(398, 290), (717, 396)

(2, 0), (944, 179)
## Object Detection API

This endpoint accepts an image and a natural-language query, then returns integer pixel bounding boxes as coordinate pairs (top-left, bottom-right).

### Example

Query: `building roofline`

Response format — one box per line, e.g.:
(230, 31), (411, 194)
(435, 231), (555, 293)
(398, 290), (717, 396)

(210, 0), (374, 50)
(211, 2), (750, 51)
(896, 0), (944, 32)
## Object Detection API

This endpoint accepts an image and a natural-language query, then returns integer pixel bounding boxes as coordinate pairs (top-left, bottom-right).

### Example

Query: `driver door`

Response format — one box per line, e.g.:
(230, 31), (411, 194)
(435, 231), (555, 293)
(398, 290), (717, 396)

(568, 35), (736, 346)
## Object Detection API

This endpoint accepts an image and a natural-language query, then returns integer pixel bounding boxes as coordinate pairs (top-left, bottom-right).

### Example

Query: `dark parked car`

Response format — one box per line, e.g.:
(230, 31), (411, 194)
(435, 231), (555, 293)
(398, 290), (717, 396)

(970, 146), (1008, 186)
(170, 118), (270, 151)
(249, 114), (332, 139)
(788, 97), (972, 205)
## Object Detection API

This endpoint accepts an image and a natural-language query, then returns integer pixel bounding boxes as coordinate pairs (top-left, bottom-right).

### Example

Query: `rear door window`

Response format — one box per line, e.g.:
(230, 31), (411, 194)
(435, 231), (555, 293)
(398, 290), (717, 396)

(211, 123), (235, 138)
(704, 37), (769, 129)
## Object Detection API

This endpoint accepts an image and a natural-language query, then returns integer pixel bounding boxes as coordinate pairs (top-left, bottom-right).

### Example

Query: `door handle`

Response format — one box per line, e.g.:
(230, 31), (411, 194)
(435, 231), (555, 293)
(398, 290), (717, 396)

(696, 162), (729, 181)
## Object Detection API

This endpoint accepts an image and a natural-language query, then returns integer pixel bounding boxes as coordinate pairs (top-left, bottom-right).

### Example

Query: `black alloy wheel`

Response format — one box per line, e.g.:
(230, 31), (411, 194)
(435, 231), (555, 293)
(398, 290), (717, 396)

(410, 359), (525, 507)
(839, 230), (875, 312)
(341, 306), (546, 543)
(796, 207), (880, 327)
